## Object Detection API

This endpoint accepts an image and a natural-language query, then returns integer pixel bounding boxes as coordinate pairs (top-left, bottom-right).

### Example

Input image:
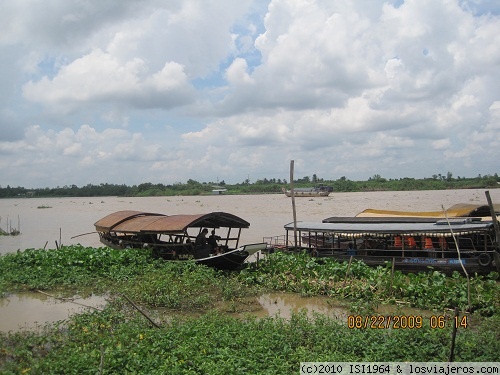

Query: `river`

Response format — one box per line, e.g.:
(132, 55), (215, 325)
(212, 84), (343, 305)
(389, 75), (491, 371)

(1, 189), (498, 255)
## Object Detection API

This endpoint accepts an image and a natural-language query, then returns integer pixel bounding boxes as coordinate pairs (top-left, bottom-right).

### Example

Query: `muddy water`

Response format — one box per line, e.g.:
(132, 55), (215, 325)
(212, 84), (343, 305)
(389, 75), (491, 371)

(242, 293), (436, 322)
(1, 189), (498, 331)
(1, 189), (498, 254)
(0, 292), (107, 332)
(0, 292), (436, 332)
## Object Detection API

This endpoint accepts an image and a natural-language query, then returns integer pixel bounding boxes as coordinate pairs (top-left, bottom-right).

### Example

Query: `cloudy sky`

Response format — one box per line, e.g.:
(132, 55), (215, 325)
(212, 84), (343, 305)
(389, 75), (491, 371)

(1, 0), (499, 188)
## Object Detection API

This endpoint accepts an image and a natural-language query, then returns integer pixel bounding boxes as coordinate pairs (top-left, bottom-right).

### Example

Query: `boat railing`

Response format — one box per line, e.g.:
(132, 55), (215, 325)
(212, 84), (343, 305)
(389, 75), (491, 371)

(263, 235), (293, 249)
(311, 245), (493, 258)
(239, 242), (269, 254)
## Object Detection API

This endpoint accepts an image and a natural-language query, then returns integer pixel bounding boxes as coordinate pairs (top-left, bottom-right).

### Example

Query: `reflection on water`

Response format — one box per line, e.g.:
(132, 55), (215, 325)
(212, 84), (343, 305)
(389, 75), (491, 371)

(0, 292), (107, 332)
(231, 292), (434, 323)
(249, 293), (348, 319)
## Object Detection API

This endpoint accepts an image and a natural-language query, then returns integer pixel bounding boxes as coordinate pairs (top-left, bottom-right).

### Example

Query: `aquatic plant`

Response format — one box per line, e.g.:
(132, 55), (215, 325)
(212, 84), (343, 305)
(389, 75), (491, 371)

(1, 246), (498, 315)
(0, 245), (259, 311)
(0, 245), (155, 292)
(0, 246), (499, 373)
(239, 252), (500, 316)
(1, 301), (498, 374)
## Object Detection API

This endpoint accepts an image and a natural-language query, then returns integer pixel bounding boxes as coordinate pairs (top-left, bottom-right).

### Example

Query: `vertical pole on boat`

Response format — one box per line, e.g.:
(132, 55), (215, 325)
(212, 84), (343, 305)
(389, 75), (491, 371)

(485, 191), (500, 273)
(290, 160), (298, 249)
(485, 191), (500, 247)
(442, 205), (471, 311)
(390, 257), (395, 293)
(236, 228), (241, 248)
(226, 228), (232, 248)
(343, 256), (353, 288)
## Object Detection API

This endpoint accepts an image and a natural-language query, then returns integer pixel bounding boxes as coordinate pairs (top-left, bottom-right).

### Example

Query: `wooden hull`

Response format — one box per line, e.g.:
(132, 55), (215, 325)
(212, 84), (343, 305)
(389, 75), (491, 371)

(194, 243), (266, 270)
(195, 249), (254, 270)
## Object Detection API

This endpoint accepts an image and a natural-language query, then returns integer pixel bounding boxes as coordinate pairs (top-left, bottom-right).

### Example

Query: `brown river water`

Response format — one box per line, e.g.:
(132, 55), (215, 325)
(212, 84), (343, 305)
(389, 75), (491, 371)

(1, 189), (498, 331)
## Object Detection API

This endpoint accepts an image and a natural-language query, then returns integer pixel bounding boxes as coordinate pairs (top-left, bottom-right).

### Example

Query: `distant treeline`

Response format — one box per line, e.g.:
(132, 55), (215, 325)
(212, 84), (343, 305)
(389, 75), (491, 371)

(1, 173), (499, 198)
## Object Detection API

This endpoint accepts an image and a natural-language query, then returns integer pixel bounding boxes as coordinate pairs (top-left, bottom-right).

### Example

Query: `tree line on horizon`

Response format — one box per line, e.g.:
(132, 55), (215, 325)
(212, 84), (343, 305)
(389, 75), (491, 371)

(0, 173), (499, 198)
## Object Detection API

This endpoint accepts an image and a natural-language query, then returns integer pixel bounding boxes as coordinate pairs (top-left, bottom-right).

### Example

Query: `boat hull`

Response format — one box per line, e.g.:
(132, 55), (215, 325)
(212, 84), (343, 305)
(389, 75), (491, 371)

(283, 191), (330, 197)
(194, 243), (266, 270)
(99, 236), (266, 270)
(196, 249), (253, 270)
(310, 251), (497, 275)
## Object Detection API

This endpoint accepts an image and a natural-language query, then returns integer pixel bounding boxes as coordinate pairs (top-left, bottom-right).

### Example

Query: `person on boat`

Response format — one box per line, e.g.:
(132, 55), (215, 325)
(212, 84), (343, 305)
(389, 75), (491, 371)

(194, 228), (211, 258)
(208, 229), (221, 253)
(195, 228), (209, 246)
(347, 242), (356, 256)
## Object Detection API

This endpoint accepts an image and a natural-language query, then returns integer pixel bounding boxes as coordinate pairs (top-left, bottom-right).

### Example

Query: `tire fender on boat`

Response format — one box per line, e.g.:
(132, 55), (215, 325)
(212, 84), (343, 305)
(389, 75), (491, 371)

(478, 252), (492, 267)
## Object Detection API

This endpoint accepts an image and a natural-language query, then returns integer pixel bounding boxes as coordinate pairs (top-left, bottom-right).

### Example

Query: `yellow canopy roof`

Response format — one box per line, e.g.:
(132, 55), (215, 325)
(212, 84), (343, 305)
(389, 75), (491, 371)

(356, 203), (500, 218)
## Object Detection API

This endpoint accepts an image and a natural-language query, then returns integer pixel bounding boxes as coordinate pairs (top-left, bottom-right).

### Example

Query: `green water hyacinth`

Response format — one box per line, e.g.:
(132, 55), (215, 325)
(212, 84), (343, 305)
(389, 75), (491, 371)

(0, 246), (499, 373)
(238, 252), (499, 315)
(1, 303), (499, 373)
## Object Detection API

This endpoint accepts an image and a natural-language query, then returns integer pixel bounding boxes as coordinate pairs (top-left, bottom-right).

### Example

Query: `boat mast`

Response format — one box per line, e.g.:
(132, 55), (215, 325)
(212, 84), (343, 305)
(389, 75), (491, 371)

(485, 191), (500, 273)
(289, 160), (298, 249)
(485, 191), (500, 247)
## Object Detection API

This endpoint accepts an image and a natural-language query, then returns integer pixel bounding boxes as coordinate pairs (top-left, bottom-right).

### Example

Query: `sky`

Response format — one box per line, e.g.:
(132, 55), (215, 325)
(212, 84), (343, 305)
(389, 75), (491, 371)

(1, 0), (499, 188)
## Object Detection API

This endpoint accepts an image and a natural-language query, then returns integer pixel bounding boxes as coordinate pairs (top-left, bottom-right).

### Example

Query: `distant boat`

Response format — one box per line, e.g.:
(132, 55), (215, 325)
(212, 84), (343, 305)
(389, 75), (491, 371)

(211, 186), (227, 195)
(94, 210), (267, 270)
(282, 185), (333, 197)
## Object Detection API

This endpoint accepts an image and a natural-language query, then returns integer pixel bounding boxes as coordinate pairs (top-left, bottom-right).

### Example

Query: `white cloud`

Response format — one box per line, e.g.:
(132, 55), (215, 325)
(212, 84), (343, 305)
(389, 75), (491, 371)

(22, 50), (195, 112)
(1, 0), (500, 187)
(432, 139), (451, 150)
(0, 124), (168, 186)
(225, 58), (254, 85)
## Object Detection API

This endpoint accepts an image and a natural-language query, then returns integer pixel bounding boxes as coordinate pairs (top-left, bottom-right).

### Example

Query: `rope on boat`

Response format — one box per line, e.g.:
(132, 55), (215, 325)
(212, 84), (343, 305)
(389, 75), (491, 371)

(70, 231), (97, 239)
(441, 205), (471, 311)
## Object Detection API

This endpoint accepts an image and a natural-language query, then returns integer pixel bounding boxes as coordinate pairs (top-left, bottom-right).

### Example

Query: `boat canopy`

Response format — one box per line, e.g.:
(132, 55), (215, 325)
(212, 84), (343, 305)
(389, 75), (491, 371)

(94, 211), (164, 232)
(323, 216), (442, 224)
(94, 211), (250, 234)
(356, 203), (500, 218)
(284, 219), (495, 238)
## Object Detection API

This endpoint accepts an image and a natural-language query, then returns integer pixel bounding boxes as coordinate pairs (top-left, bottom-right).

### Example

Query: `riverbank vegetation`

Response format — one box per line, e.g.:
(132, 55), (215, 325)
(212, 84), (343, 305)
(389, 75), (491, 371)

(0, 246), (499, 373)
(1, 173), (499, 198)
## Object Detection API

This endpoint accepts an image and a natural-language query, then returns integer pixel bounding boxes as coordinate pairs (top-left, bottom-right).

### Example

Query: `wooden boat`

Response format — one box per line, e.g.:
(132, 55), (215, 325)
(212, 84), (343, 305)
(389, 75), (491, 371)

(94, 210), (267, 270)
(276, 216), (500, 275)
(282, 185), (333, 197)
